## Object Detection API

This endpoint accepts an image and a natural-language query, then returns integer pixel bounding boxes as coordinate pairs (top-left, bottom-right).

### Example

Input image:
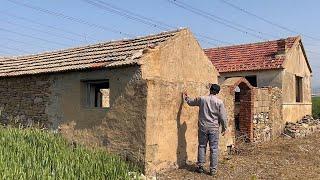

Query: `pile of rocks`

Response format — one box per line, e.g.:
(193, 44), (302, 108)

(283, 115), (320, 138)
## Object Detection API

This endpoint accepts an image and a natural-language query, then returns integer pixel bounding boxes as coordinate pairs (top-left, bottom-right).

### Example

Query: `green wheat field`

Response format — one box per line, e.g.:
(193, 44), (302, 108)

(313, 96), (320, 119)
(0, 127), (137, 180)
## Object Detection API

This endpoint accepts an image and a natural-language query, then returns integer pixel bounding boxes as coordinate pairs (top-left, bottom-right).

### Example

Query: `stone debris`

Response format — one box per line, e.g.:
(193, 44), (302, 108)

(283, 115), (320, 138)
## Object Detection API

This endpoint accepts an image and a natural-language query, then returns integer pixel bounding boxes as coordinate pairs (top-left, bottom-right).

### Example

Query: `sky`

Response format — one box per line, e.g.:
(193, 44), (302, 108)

(0, 0), (319, 89)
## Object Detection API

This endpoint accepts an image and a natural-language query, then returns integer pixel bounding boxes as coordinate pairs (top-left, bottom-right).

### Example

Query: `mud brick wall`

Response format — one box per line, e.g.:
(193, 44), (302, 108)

(0, 75), (52, 126)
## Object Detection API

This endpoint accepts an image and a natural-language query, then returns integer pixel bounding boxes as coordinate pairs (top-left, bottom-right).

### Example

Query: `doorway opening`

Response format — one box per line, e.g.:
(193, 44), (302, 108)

(234, 82), (253, 143)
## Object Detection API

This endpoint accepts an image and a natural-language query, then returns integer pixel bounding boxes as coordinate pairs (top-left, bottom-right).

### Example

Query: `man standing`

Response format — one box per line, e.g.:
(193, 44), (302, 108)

(183, 84), (227, 176)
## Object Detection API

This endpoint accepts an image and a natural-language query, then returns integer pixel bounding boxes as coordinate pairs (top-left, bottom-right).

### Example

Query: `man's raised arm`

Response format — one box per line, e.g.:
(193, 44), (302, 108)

(183, 92), (201, 106)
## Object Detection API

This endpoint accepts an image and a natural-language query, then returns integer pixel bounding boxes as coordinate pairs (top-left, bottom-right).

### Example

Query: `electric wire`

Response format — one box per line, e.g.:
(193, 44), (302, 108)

(0, 19), (78, 43)
(83, 0), (232, 45)
(167, 0), (268, 41)
(219, 0), (320, 42)
(0, 27), (70, 47)
(5, 0), (135, 37)
(0, 11), (97, 42)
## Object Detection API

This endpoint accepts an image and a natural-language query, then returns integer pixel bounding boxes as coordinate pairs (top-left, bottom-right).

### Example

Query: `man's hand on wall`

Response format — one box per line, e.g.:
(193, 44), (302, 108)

(221, 128), (226, 136)
(183, 91), (188, 101)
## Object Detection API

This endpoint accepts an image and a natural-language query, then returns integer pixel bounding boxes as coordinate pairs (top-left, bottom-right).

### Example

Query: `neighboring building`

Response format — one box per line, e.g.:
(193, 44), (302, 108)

(218, 77), (283, 148)
(205, 36), (312, 123)
(0, 29), (219, 175)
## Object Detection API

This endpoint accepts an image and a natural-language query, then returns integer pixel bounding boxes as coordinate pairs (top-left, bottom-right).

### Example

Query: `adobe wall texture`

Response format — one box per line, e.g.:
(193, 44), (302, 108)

(0, 66), (147, 169)
(282, 42), (312, 122)
(0, 75), (52, 126)
(140, 29), (219, 175)
(52, 66), (147, 169)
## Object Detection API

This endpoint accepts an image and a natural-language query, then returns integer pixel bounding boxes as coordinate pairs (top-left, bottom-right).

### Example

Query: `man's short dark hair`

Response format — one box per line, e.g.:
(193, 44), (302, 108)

(210, 84), (220, 94)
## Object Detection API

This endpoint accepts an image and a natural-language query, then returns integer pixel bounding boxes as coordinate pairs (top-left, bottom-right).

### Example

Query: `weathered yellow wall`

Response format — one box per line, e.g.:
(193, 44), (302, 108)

(282, 41), (312, 122)
(140, 29), (219, 174)
(48, 66), (148, 168)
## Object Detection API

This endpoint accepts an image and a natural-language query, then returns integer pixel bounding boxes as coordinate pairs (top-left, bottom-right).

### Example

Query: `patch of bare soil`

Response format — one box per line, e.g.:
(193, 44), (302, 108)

(158, 132), (320, 180)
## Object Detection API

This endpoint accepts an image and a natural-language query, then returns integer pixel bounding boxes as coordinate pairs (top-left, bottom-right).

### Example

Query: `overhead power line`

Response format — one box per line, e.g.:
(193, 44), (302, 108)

(0, 19), (77, 43)
(0, 37), (48, 50)
(0, 27), (69, 47)
(83, 0), (174, 30)
(5, 0), (135, 37)
(171, 0), (278, 39)
(219, 0), (320, 42)
(0, 44), (31, 54)
(0, 11), (96, 42)
(167, 0), (268, 41)
(83, 0), (231, 45)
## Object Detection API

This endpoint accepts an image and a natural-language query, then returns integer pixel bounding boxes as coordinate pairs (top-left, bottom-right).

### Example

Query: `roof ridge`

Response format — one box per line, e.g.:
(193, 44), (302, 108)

(11, 28), (186, 59)
(204, 35), (300, 50)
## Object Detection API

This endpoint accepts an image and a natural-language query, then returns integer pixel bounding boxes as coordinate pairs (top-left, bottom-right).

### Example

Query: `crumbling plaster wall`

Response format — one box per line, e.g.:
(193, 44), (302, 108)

(282, 42), (312, 122)
(47, 66), (147, 169)
(140, 29), (219, 174)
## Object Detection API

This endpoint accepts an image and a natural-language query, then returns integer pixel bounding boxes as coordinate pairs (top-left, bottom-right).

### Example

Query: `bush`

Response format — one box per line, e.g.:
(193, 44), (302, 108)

(0, 128), (138, 179)
(312, 97), (320, 119)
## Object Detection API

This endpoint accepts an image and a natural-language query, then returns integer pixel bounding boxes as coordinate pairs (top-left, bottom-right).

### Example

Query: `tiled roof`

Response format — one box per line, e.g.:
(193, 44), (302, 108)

(204, 36), (299, 73)
(0, 29), (182, 77)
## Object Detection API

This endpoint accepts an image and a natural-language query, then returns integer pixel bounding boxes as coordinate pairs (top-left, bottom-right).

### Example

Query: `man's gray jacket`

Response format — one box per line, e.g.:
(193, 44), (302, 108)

(185, 94), (227, 132)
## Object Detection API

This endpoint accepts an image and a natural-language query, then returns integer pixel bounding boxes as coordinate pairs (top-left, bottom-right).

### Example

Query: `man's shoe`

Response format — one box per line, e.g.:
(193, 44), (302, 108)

(209, 169), (217, 176)
(195, 166), (204, 174)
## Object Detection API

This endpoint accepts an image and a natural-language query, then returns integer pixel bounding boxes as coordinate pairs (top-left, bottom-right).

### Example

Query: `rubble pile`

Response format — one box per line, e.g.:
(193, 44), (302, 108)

(283, 115), (320, 138)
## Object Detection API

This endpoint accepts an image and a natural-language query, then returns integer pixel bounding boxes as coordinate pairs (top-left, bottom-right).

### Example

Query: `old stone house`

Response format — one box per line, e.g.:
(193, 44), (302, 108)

(0, 28), (219, 175)
(205, 36), (312, 126)
(0, 27), (312, 175)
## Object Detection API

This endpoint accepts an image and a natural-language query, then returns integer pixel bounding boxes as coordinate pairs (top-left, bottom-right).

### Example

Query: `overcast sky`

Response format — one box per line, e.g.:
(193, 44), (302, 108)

(0, 0), (319, 89)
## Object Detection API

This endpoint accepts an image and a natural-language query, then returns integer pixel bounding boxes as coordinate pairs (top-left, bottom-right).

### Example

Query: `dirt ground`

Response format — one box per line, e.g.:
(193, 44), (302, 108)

(158, 132), (320, 180)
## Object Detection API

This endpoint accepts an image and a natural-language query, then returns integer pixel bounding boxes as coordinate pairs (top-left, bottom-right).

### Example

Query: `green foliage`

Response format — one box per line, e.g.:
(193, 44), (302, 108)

(312, 97), (320, 119)
(0, 128), (138, 179)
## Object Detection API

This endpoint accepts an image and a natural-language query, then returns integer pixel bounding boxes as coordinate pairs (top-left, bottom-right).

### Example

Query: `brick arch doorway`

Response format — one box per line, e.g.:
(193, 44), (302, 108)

(234, 81), (254, 143)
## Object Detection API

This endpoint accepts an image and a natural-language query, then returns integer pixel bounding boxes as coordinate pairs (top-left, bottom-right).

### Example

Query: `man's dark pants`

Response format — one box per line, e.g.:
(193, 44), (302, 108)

(197, 129), (219, 171)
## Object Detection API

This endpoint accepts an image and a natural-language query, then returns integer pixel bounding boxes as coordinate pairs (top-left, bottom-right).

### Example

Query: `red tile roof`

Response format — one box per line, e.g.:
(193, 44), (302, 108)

(204, 36), (299, 73)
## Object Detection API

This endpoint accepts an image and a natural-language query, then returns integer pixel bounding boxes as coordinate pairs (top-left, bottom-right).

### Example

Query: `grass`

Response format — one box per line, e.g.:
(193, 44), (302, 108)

(312, 96), (320, 119)
(0, 127), (138, 180)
